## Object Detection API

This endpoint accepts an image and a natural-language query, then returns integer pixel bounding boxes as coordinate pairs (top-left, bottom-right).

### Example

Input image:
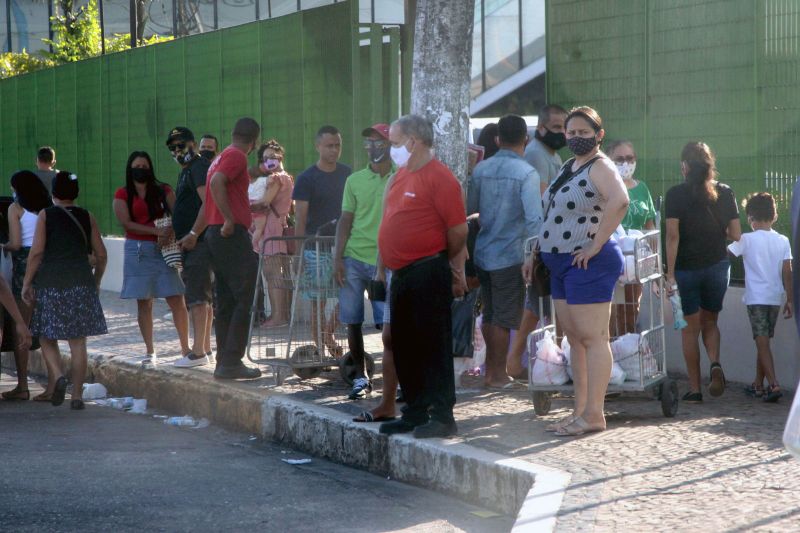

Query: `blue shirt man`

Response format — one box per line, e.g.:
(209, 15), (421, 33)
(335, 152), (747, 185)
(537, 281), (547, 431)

(467, 114), (542, 388)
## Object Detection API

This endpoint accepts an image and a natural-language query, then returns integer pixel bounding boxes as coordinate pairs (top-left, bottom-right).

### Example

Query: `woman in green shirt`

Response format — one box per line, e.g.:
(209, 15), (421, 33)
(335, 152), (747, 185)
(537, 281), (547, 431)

(608, 140), (657, 334)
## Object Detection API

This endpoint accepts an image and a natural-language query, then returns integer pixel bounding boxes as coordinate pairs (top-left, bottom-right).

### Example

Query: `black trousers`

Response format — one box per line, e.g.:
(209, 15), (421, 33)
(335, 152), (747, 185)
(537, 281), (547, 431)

(205, 224), (258, 367)
(390, 254), (455, 425)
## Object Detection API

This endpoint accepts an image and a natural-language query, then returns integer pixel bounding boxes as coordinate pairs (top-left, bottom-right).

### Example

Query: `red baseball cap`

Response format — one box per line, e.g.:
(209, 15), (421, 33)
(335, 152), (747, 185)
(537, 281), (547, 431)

(361, 123), (390, 140)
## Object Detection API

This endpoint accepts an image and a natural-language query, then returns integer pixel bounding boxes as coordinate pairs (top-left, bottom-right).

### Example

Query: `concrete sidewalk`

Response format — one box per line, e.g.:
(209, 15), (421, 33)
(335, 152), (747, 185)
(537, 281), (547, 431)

(3, 290), (799, 531)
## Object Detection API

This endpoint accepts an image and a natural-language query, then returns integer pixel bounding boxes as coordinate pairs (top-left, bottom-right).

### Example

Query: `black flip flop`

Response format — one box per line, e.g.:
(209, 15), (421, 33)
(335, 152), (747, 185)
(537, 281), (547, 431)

(51, 376), (67, 407)
(352, 411), (396, 423)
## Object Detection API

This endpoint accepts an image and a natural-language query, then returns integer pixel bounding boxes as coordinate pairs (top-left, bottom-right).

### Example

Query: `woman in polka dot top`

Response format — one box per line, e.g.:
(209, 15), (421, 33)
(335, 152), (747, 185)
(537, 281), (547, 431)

(526, 106), (630, 436)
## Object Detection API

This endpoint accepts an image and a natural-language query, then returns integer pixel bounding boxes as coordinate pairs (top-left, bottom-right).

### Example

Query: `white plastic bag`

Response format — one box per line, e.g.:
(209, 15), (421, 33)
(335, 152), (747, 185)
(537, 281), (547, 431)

(609, 363), (627, 386)
(472, 314), (486, 370)
(561, 336), (573, 380)
(612, 333), (641, 380)
(532, 330), (569, 386)
(783, 378), (800, 459)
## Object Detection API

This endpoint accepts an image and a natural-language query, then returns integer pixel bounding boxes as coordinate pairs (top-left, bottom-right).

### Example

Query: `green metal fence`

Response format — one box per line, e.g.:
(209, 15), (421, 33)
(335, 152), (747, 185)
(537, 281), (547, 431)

(546, 0), (800, 280)
(0, 1), (400, 234)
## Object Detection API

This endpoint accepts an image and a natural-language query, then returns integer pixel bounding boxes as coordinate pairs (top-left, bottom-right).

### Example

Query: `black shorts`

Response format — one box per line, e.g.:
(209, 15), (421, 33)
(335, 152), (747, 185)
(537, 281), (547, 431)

(477, 264), (524, 330)
(182, 238), (213, 307)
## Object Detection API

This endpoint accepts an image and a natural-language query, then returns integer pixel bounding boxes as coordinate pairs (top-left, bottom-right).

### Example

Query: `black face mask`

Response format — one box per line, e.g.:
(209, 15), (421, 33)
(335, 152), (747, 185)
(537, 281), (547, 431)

(131, 168), (154, 184)
(200, 150), (216, 161)
(536, 128), (567, 150)
(368, 146), (390, 164)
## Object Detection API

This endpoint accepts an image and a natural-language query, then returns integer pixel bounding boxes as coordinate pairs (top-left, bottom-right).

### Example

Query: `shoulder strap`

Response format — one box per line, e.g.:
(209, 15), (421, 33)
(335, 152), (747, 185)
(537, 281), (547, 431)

(56, 206), (89, 249)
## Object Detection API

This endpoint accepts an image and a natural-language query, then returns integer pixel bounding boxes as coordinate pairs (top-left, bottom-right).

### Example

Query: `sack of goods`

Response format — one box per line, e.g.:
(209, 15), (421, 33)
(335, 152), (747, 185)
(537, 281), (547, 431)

(562, 335), (626, 385)
(611, 333), (658, 382)
(155, 216), (183, 271)
(531, 330), (570, 386)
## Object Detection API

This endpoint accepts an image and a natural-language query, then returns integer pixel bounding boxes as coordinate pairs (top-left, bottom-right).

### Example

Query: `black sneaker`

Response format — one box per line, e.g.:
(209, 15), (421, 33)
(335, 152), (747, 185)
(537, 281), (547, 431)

(379, 419), (419, 435)
(413, 420), (458, 439)
(213, 363), (262, 380)
(681, 391), (703, 403)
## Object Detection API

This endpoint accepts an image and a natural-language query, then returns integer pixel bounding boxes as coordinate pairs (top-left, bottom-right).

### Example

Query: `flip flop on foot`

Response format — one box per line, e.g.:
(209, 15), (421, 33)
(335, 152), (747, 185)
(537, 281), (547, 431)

(352, 411), (396, 423)
(554, 416), (605, 437)
(33, 392), (53, 402)
(708, 362), (726, 397)
(51, 376), (68, 407)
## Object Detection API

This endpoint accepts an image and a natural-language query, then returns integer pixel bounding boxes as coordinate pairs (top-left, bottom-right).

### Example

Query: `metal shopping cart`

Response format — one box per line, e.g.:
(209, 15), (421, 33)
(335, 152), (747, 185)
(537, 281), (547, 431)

(246, 233), (375, 385)
(526, 229), (678, 418)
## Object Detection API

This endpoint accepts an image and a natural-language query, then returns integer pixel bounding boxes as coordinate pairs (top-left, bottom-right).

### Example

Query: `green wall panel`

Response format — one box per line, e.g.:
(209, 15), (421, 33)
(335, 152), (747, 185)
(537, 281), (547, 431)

(0, 1), (400, 234)
(546, 0), (800, 280)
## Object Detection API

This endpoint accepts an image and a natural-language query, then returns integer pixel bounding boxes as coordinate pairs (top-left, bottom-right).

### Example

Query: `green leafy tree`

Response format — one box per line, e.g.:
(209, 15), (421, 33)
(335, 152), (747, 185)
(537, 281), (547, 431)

(43, 0), (103, 63)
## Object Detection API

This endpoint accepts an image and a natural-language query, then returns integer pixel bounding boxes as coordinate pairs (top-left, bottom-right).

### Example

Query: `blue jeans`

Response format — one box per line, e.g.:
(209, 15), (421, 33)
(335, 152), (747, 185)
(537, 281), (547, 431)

(675, 259), (730, 315)
(339, 257), (385, 325)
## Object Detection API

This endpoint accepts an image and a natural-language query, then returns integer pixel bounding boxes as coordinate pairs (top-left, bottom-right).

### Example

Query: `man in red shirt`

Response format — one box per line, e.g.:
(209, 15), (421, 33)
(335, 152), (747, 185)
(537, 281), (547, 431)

(377, 114), (468, 438)
(202, 117), (262, 379)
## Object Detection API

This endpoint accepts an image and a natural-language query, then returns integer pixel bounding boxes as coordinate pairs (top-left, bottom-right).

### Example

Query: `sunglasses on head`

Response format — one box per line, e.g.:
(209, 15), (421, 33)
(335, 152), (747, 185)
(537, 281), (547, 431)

(168, 142), (186, 152)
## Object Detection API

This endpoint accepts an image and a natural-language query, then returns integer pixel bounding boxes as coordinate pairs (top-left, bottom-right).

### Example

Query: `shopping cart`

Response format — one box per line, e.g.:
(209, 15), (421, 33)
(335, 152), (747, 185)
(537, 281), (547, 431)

(526, 230), (678, 418)
(246, 232), (375, 385)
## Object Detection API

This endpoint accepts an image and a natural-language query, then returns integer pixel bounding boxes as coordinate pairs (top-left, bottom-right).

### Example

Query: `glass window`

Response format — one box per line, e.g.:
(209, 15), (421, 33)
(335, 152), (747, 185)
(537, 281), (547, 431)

(471, 0), (483, 97)
(521, 0), (545, 66)
(484, 0), (520, 89)
(372, 0), (404, 24)
(270, 0), (299, 18)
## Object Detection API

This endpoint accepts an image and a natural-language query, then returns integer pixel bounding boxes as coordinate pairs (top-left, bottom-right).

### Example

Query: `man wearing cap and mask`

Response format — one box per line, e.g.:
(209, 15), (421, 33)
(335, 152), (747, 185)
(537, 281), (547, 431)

(524, 104), (568, 195)
(167, 127), (215, 369)
(333, 124), (395, 400)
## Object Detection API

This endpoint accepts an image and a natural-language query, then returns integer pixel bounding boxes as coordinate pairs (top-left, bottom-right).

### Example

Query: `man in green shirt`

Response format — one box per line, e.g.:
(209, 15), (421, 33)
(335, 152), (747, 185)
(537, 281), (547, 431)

(334, 124), (395, 400)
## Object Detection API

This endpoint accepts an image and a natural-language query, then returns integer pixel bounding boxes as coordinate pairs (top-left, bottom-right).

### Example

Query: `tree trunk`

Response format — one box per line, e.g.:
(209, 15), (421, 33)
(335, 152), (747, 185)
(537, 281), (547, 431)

(410, 0), (474, 185)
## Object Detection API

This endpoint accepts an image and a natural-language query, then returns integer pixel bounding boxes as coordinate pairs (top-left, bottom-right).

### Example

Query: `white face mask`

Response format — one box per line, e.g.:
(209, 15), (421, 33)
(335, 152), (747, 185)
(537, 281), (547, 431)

(616, 161), (636, 181)
(390, 143), (412, 168)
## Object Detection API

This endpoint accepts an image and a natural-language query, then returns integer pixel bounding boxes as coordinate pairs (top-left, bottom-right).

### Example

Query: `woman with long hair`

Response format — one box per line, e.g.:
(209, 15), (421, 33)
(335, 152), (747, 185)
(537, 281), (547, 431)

(113, 151), (190, 363)
(0, 170), (51, 401)
(665, 142), (741, 403)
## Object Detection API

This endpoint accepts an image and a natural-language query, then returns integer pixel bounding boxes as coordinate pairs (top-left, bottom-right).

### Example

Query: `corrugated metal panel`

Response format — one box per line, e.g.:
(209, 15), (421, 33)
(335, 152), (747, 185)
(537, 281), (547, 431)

(0, 1), (400, 233)
(547, 0), (800, 280)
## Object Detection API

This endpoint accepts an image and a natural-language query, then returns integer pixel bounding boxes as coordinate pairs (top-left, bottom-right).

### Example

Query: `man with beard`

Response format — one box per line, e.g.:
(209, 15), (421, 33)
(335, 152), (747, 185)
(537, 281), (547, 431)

(333, 124), (395, 400)
(167, 127), (214, 368)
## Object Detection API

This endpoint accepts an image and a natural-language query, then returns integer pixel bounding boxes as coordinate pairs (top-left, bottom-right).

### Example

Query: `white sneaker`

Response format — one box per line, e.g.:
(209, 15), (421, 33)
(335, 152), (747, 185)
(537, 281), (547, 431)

(174, 352), (210, 368)
(142, 352), (158, 366)
(205, 351), (215, 362)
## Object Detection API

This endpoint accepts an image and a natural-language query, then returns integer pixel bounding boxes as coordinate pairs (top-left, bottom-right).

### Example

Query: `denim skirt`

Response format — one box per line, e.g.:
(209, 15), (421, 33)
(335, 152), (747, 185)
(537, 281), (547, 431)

(120, 239), (185, 299)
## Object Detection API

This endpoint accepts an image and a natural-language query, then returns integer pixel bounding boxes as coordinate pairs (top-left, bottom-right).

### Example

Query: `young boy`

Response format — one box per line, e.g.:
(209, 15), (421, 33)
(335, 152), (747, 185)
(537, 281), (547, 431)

(728, 192), (793, 402)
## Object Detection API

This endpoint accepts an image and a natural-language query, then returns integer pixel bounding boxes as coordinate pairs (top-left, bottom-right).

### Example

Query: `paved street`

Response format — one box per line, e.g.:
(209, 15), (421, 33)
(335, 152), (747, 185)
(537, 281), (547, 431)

(0, 377), (512, 533)
(4, 291), (799, 531)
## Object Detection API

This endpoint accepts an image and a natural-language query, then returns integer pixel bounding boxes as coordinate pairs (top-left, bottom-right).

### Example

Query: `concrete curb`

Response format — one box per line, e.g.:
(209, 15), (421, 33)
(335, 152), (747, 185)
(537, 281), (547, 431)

(2, 350), (570, 529)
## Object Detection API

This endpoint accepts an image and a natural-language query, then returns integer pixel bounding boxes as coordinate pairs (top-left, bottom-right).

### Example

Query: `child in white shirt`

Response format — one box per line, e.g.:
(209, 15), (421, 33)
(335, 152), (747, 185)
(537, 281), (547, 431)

(728, 192), (793, 402)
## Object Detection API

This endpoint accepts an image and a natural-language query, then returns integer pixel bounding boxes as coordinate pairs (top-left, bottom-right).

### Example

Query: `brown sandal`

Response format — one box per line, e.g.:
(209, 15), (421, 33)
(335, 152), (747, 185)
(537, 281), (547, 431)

(33, 392), (53, 402)
(1, 387), (30, 401)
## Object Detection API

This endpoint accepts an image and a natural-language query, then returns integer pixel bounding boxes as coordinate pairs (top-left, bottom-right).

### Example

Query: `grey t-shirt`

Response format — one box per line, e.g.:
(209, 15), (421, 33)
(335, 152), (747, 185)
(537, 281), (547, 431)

(524, 139), (562, 188)
(34, 169), (56, 194)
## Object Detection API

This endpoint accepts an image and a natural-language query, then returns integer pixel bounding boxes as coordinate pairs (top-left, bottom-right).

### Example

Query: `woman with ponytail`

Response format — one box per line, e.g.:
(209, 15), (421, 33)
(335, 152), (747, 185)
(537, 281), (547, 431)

(665, 142), (741, 403)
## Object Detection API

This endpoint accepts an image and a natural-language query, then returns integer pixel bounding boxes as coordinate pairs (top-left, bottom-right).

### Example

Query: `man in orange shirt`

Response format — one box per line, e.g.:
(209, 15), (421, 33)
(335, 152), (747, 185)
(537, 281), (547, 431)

(377, 115), (468, 439)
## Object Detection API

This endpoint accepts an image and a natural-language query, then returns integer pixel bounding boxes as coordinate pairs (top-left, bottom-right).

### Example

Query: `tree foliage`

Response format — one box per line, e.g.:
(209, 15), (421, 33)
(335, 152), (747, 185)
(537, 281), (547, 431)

(0, 0), (171, 80)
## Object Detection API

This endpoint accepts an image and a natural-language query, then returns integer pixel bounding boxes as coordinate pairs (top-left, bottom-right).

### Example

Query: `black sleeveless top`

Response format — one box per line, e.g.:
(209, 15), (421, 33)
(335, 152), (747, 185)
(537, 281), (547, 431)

(35, 205), (95, 289)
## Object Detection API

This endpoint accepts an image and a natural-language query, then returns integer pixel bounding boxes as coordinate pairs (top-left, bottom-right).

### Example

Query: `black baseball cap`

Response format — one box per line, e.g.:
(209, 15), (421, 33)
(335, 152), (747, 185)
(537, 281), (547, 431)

(166, 126), (194, 146)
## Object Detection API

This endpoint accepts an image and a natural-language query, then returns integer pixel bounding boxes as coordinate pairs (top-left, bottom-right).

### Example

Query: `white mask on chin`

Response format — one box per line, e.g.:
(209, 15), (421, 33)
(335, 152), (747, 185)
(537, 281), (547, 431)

(616, 161), (636, 181)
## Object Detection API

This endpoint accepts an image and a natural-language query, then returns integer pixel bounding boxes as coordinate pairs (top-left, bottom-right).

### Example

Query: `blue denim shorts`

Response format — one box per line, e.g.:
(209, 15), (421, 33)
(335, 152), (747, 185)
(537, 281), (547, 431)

(120, 239), (185, 300)
(338, 257), (385, 325)
(300, 250), (337, 300)
(541, 240), (624, 305)
(675, 259), (730, 315)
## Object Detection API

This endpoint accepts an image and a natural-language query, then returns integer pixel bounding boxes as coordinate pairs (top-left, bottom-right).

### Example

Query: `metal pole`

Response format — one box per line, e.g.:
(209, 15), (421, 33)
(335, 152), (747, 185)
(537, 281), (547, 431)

(255, 0), (260, 20)
(99, 0), (106, 54)
(129, 0), (137, 47)
(172, 0), (177, 37)
(6, 0), (12, 53)
(47, 0), (53, 53)
(267, 0), (271, 18)
(213, 0), (218, 29)
(517, 0), (523, 69)
(371, 0), (375, 24)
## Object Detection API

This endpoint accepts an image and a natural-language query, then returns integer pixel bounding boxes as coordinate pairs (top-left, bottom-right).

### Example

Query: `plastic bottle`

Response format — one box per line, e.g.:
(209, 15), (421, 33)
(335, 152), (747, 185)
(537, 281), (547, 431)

(669, 284), (688, 330)
(164, 416), (196, 427)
